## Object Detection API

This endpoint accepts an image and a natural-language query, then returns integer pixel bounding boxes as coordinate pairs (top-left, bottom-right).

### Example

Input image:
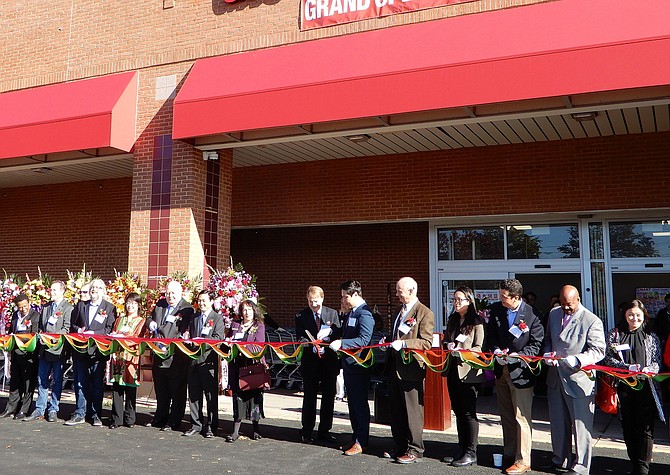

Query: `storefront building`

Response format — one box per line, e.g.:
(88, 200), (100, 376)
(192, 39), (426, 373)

(1, 0), (669, 330)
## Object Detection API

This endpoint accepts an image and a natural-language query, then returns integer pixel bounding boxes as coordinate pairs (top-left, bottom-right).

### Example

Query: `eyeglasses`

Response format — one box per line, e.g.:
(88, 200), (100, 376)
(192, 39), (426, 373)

(80, 290), (89, 295)
(500, 293), (516, 300)
(450, 298), (469, 303)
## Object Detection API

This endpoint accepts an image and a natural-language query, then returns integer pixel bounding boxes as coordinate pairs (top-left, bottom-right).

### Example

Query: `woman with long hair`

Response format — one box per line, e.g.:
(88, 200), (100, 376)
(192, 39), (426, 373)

(602, 299), (664, 475)
(442, 286), (485, 467)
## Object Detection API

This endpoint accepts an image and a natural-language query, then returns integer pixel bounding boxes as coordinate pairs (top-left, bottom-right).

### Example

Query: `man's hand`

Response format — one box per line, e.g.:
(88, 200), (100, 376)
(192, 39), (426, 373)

(564, 355), (580, 369)
(329, 340), (342, 352)
(148, 321), (158, 332)
(543, 351), (558, 366)
(316, 327), (332, 340)
(391, 340), (405, 351)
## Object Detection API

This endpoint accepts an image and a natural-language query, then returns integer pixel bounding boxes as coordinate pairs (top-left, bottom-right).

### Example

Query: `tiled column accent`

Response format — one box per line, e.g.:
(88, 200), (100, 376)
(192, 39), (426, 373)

(147, 134), (172, 287)
(204, 159), (220, 272)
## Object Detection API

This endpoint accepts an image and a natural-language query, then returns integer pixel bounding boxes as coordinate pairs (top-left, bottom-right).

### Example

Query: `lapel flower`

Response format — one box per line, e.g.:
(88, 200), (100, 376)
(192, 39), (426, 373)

(25, 319), (32, 327)
(406, 316), (417, 327)
(518, 320), (529, 332)
(206, 319), (213, 327)
(55, 311), (62, 317)
(99, 310), (107, 317)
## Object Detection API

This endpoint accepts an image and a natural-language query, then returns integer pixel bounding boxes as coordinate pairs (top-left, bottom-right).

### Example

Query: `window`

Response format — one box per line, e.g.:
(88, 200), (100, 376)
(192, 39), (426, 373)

(438, 227), (504, 260)
(507, 224), (579, 259)
(609, 221), (670, 258)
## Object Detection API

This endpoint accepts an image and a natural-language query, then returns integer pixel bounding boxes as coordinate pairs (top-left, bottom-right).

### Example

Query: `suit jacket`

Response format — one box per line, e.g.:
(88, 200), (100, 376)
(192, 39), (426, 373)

(188, 310), (225, 365)
(337, 303), (374, 372)
(148, 298), (195, 369)
(295, 306), (341, 376)
(71, 299), (117, 360)
(10, 309), (41, 361)
(38, 299), (74, 360)
(487, 301), (544, 388)
(386, 300), (434, 381)
(543, 304), (605, 398)
(444, 313), (485, 383)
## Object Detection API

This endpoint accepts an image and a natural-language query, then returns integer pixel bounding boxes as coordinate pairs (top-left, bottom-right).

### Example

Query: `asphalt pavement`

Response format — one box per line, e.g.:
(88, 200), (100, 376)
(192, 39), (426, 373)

(1, 386), (669, 475)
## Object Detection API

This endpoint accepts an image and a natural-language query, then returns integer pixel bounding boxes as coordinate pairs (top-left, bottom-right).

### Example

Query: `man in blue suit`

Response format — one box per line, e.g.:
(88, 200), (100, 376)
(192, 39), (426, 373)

(329, 280), (374, 456)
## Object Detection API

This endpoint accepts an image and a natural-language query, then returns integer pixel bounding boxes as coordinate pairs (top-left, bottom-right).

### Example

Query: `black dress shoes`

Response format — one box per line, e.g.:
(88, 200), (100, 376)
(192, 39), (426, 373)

(109, 424), (120, 430)
(182, 428), (199, 437)
(46, 411), (57, 422)
(317, 433), (337, 443)
(204, 430), (214, 438)
(451, 451), (477, 467)
(541, 462), (570, 473)
(13, 412), (26, 420)
(442, 448), (465, 464)
(301, 435), (314, 444)
(0, 411), (13, 418)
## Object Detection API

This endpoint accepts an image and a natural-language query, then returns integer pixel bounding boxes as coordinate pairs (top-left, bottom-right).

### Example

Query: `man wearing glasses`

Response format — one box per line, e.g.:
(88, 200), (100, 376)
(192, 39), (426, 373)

(487, 279), (544, 475)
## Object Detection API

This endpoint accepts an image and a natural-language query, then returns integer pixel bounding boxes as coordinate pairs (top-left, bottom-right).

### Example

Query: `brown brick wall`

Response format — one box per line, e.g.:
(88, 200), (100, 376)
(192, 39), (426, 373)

(1, 0), (551, 92)
(231, 131), (670, 227)
(0, 177), (132, 280)
(231, 222), (429, 328)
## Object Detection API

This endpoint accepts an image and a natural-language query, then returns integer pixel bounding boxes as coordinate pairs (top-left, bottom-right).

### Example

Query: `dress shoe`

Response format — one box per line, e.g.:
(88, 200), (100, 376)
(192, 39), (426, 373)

(13, 412), (26, 420)
(564, 471), (579, 475)
(109, 424), (120, 430)
(124, 423), (135, 428)
(252, 433), (262, 440)
(317, 432), (337, 443)
(65, 414), (85, 425)
(301, 435), (313, 444)
(451, 451), (477, 467)
(506, 462), (531, 474)
(225, 434), (238, 443)
(46, 411), (57, 423)
(92, 416), (103, 427)
(344, 442), (363, 456)
(541, 462), (569, 473)
(144, 422), (155, 428)
(383, 449), (398, 460)
(0, 411), (14, 418)
(182, 428), (199, 437)
(204, 430), (214, 438)
(442, 448), (465, 464)
(159, 425), (172, 431)
(22, 411), (44, 422)
(397, 452), (420, 464)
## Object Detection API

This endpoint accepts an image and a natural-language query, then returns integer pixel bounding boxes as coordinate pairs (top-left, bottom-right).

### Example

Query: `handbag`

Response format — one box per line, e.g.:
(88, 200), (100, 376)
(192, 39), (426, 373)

(596, 374), (618, 415)
(238, 363), (271, 391)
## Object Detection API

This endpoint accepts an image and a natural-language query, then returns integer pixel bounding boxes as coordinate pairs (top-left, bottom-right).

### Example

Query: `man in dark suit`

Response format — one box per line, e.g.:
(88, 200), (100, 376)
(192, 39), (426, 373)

(295, 285), (341, 444)
(182, 290), (225, 438)
(146, 280), (194, 431)
(487, 279), (544, 475)
(65, 279), (116, 427)
(24, 281), (73, 422)
(329, 280), (374, 456)
(1, 293), (40, 419)
(542, 285), (605, 475)
(383, 277), (435, 464)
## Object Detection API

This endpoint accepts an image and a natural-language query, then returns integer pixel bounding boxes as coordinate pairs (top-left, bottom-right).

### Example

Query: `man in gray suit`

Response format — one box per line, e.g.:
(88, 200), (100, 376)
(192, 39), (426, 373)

(542, 285), (605, 475)
(24, 281), (73, 422)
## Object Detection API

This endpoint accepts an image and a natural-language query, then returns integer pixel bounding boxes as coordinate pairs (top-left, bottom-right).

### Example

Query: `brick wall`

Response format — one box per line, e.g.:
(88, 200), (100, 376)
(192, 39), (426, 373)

(231, 222), (429, 328)
(232, 131), (670, 227)
(1, 0), (550, 92)
(0, 177), (132, 280)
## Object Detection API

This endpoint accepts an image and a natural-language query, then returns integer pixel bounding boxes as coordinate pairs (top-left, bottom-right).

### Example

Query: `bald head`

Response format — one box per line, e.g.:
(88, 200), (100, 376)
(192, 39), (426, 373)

(396, 277), (418, 306)
(166, 280), (183, 306)
(559, 285), (581, 315)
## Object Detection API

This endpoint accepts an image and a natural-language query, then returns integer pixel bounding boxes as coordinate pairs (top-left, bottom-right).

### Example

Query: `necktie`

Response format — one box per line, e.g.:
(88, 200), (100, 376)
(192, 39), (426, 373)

(561, 313), (571, 329)
(394, 305), (407, 339)
(314, 312), (321, 329)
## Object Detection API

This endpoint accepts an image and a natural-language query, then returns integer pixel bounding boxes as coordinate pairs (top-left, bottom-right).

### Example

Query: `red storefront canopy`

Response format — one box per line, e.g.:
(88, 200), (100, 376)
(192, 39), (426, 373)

(0, 71), (138, 160)
(173, 0), (670, 140)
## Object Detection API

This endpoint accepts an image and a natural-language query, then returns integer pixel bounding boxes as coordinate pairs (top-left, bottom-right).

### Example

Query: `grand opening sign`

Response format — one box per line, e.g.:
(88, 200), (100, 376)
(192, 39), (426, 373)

(300, 0), (477, 30)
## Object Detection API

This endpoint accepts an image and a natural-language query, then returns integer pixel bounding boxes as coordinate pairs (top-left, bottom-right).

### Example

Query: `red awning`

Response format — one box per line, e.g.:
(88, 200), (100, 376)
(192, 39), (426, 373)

(173, 0), (670, 140)
(0, 71), (138, 160)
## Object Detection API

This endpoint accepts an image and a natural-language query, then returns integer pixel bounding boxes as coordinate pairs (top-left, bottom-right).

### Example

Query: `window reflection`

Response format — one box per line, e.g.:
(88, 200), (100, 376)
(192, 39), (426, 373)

(437, 227), (504, 260)
(609, 221), (670, 258)
(507, 224), (579, 259)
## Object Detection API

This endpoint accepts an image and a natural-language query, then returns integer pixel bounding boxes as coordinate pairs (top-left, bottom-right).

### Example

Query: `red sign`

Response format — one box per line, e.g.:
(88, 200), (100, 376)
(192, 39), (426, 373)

(301, 0), (477, 30)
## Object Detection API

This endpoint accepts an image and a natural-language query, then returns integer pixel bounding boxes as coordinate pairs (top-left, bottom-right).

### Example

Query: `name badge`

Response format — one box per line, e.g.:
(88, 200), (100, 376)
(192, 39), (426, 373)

(119, 325), (131, 334)
(455, 333), (468, 343)
(166, 315), (176, 323)
(94, 315), (106, 324)
(17, 324), (27, 332)
(320, 324), (331, 332)
(615, 343), (631, 351)
(347, 318), (357, 327)
(47, 316), (58, 325)
(508, 325), (523, 339)
(201, 326), (212, 336)
(398, 323), (411, 334)
(233, 332), (245, 341)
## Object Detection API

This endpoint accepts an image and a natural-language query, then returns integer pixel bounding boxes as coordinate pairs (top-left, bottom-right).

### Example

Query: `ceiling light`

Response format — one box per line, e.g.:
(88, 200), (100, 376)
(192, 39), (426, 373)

(571, 111), (598, 122)
(652, 232), (670, 237)
(345, 134), (371, 143)
(32, 167), (53, 173)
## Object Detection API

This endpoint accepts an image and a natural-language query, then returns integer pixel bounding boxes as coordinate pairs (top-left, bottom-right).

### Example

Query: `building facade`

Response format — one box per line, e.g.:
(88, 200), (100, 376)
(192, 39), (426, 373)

(1, 0), (669, 329)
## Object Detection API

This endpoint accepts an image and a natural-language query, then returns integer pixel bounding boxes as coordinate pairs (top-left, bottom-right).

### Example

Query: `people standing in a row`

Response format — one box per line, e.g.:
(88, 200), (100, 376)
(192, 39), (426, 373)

(295, 286), (341, 445)
(24, 281), (73, 422)
(543, 285), (605, 475)
(66, 279), (117, 426)
(602, 299), (665, 475)
(441, 287), (485, 467)
(145, 280), (194, 431)
(488, 279), (544, 475)
(328, 280), (374, 456)
(1, 293), (40, 419)
(383, 277), (434, 464)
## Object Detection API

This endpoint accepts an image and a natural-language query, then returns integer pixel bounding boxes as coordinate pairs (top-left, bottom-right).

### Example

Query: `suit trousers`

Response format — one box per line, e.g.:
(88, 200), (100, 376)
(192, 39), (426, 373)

(152, 363), (188, 429)
(495, 366), (534, 465)
(187, 360), (219, 433)
(300, 361), (337, 437)
(5, 354), (37, 415)
(447, 367), (479, 453)
(547, 382), (595, 475)
(35, 358), (64, 414)
(111, 383), (137, 426)
(388, 375), (425, 456)
(618, 383), (656, 475)
(343, 363), (371, 446)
